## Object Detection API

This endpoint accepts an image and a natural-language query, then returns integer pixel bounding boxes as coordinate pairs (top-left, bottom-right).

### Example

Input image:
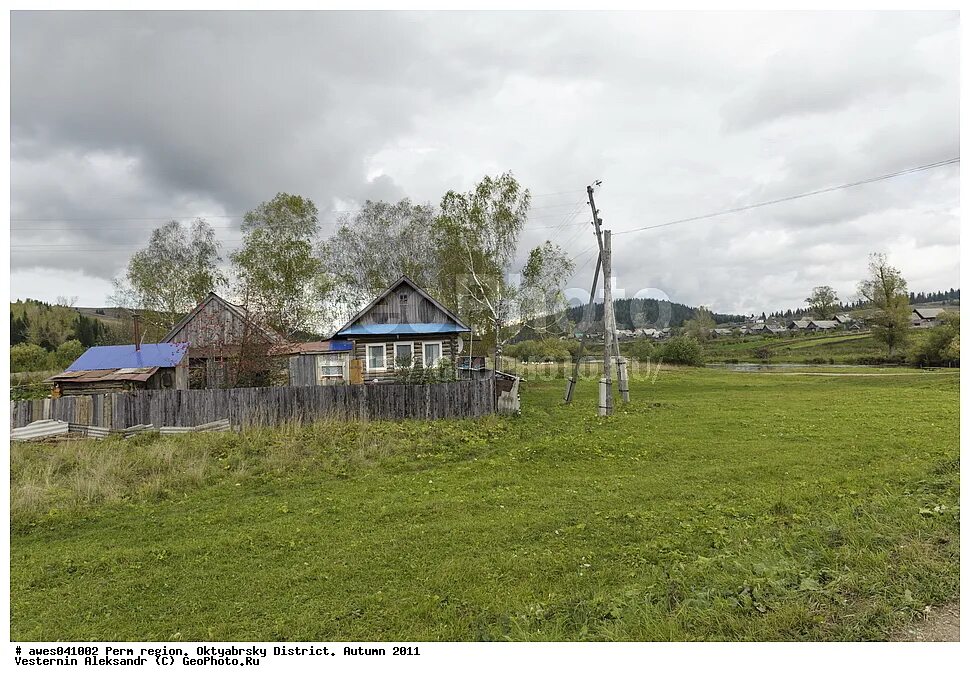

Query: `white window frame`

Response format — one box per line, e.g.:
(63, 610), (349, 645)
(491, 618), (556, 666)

(316, 353), (346, 382)
(422, 341), (443, 368)
(365, 343), (387, 372)
(394, 342), (413, 365)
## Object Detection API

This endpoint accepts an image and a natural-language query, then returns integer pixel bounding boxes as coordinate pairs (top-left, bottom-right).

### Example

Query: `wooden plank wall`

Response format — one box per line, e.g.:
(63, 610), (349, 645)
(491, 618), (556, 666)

(9, 376), (496, 430)
(358, 282), (450, 325)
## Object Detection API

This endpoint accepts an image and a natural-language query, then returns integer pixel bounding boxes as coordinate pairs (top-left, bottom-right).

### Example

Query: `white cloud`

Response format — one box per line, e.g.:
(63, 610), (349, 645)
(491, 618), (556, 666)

(9, 10), (960, 315)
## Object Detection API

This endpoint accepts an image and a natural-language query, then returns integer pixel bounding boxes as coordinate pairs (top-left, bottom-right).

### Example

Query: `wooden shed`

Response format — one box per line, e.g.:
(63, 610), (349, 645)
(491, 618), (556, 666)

(271, 340), (355, 386)
(48, 342), (189, 397)
(330, 276), (470, 383)
(161, 292), (287, 388)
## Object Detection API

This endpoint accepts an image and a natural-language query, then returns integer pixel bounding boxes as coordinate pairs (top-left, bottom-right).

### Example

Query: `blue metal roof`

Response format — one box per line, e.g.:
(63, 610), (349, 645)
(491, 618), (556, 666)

(333, 322), (470, 337)
(67, 343), (189, 371)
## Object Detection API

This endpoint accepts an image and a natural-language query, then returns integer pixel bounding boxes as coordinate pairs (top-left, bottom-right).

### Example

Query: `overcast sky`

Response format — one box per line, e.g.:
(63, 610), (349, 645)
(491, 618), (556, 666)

(9, 10), (960, 315)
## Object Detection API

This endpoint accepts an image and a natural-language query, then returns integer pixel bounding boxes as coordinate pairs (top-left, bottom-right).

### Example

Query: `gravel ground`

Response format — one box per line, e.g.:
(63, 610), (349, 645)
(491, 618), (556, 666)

(893, 602), (959, 642)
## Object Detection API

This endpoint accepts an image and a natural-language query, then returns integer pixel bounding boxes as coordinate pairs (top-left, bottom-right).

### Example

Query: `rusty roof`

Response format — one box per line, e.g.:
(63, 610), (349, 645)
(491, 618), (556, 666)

(48, 367), (160, 383)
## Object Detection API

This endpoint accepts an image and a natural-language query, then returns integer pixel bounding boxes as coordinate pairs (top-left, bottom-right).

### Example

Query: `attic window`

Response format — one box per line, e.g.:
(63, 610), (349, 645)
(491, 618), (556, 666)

(400, 294), (408, 307)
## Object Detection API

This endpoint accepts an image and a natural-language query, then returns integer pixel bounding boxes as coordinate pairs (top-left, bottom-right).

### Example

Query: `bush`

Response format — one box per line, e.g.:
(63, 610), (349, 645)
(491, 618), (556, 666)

(626, 339), (654, 362)
(754, 346), (774, 362)
(655, 337), (704, 366)
(504, 337), (577, 362)
(910, 313), (960, 367)
(55, 340), (85, 367)
(10, 343), (53, 373)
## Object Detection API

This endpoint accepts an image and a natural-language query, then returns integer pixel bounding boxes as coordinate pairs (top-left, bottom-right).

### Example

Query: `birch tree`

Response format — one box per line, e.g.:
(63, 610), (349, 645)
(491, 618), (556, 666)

(319, 199), (439, 313)
(231, 192), (333, 338)
(112, 218), (224, 335)
(436, 173), (531, 369)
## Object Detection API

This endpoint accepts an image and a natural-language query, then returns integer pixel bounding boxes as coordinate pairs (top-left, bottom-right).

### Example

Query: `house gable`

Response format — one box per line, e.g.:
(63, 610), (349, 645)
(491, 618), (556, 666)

(332, 276), (469, 338)
(161, 292), (286, 347)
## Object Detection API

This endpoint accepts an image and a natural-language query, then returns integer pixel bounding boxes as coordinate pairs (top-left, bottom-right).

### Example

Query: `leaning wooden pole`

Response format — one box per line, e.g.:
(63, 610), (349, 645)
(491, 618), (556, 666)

(564, 252), (602, 404)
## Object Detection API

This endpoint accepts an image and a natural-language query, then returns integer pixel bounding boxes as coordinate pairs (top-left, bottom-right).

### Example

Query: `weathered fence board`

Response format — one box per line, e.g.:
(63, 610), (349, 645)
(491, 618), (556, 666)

(10, 377), (495, 430)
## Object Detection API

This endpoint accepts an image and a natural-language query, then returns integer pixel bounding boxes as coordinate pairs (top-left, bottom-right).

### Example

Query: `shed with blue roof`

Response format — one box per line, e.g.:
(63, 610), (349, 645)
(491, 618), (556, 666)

(331, 275), (470, 382)
(48, 342), (189, 396)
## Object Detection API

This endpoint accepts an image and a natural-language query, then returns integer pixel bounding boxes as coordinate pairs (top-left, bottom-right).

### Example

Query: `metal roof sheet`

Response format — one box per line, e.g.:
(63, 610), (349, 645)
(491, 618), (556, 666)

(333, 322), (470, 337)
(49, 367), (161, 383)
(66, 343), (188, 371)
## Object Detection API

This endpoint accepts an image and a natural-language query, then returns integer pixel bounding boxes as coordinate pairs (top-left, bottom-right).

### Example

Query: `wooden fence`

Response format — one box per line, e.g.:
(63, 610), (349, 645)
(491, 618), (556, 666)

(9, 377), (496, 430)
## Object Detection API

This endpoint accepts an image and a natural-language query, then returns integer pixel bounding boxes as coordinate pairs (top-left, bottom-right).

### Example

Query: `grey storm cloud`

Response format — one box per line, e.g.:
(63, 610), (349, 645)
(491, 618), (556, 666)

(10, 10), (960, 313)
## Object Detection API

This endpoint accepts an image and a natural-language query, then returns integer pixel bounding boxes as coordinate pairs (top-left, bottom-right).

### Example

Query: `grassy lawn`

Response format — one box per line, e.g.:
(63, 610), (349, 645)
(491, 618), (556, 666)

(10, 367), (959, 641)
(702, 330), (932, 364)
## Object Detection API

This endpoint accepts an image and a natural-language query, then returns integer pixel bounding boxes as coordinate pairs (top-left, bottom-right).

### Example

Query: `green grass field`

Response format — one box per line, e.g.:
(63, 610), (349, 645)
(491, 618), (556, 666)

(701, 330), (931, 364)
(10, 367), (959, 641)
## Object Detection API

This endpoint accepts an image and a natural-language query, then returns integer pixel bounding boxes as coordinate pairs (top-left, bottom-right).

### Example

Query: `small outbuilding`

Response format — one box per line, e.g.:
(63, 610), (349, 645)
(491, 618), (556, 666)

(911, 308), (946, 328)
(48, 342), (189, 397)
(272, 340), (355, 386)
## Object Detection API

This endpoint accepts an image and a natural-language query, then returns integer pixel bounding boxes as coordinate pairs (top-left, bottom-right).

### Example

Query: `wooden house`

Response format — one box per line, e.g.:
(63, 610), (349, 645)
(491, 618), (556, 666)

(271, 340), (355, 386)
(807, 320), (839, 332)
(161, 292), (287, 388)
(330, 275), (470, 383)
(911, 307), (946, 328)
(48, 342), (189, 396)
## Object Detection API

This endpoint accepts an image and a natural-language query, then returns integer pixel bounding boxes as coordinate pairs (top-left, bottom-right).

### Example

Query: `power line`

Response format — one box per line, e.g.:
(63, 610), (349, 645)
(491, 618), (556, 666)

(613, 157), (959, 236)
(8, 195), (583, 223)
(10, 219), (591, 250)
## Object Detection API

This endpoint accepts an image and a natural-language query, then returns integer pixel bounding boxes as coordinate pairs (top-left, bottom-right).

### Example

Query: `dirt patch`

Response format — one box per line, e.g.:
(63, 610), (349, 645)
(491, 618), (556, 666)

(893, 602), (959, 642)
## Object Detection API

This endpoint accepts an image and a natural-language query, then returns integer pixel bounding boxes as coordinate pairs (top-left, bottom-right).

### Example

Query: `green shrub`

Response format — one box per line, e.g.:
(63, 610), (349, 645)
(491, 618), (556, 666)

(55, 340), (85, 367)
(626, 339), (654, 362)
(10, 343), (53, 372)
(655, 336), (704, 366)
(911, 313), (960, 367)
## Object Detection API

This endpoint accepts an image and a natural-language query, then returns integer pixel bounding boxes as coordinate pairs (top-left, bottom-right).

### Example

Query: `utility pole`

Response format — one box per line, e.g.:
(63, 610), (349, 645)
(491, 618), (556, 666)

(565, 181), (627, 412)
(565, 182), (605, 404)
(564, 252), (600, 404)
(599, 230), (614, 416)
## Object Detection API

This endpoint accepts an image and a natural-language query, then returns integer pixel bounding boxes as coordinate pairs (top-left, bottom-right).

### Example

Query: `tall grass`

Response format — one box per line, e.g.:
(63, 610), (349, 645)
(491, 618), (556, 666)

(10, 415), (508, 530)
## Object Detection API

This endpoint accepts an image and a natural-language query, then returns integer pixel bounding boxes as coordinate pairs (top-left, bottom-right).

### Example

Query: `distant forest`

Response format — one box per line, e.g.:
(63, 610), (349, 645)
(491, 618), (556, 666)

(10, 298), (114, 350)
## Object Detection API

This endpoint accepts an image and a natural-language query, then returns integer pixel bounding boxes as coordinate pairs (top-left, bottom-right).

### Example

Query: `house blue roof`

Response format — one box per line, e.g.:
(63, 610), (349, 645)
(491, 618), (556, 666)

(333, 322), (470, 337)
(66, 343), (189, 371)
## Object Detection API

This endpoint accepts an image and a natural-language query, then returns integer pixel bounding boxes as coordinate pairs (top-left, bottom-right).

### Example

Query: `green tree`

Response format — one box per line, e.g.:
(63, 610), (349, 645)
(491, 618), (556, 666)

(516, 240), (575, 338)
(26, 303), (75, 350)
(683, 306), (715, 341)
(436, 172), (531, 367)
(655, 336), (703, 366)
(10, 310), (29, 345)
(231, 192), (332, 337)
(112, 219), (225, 334)
(858, 253), (910, 358)
(54, 340), (86, 368)
(806, 285), (840, 318)
(319, 199), (440, 312)
(70, 315), (108, 347)
(11, 343), (52, 372)
(911, 312), (959, 367)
